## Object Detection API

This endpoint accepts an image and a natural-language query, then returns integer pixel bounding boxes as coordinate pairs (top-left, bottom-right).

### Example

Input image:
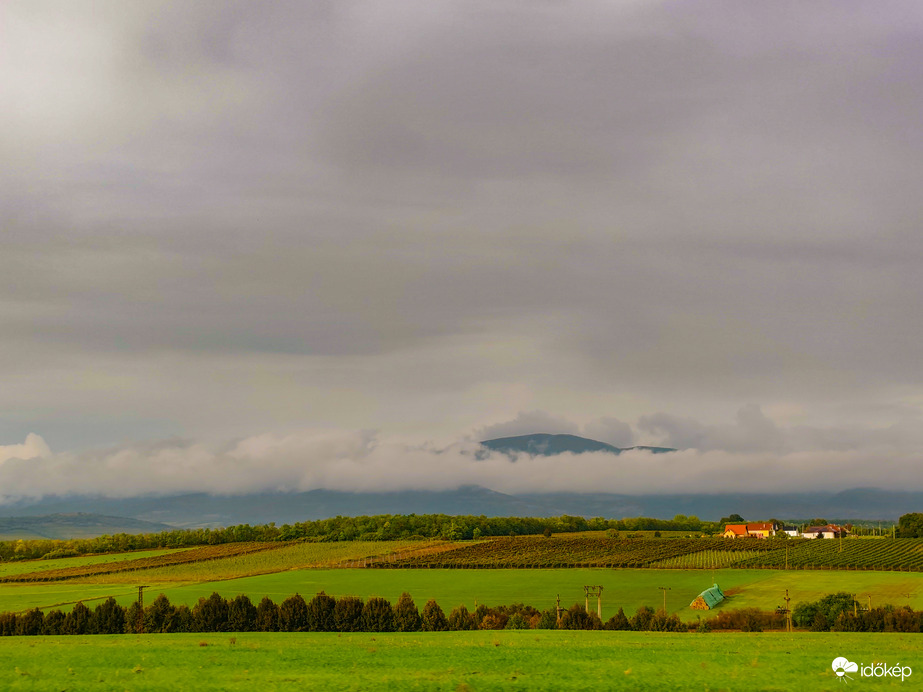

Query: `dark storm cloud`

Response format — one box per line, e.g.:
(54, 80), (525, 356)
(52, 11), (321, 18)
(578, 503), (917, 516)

(0, 1), (922, 490)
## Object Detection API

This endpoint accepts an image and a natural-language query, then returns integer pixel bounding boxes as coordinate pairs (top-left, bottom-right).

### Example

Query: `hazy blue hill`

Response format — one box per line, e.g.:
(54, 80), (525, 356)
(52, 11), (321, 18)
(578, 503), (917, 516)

(3, 486), (919, 529)
(0, 512), (173, 540)
(480, 433), (675, 456)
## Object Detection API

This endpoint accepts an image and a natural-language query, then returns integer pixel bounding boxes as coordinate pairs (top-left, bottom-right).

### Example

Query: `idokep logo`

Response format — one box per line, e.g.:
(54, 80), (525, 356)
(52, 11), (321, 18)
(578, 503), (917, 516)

(832, 658), (859, 682)
(832, 657), (912, 683)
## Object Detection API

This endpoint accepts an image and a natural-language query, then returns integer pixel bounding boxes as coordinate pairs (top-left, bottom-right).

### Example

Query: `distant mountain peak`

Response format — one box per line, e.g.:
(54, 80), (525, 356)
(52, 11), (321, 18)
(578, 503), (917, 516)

(479, 433), (674, 457)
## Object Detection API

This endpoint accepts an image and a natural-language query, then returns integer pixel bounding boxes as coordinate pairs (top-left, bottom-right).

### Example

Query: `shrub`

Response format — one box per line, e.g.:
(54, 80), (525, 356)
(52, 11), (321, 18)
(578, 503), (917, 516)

(63, 602), (93, 635)
(145, 594), (175, 634)
(193, 592), (229, 632)
(279, 594), (308, 632)
(95, 597), (126, 634)
(255, 597), (280, 632)
(447, 605), (476, 631)
(604, 607), (631, 631)
(361, 597), (395, 632)
(421, 600), (448, 632)
(306, 592), (336, 632)
(559, 604), (601, 630)
(393, 593), (421, 632)
(228, 594), (257, 632)
(334, 596), (364, 632)
(15, 608), (44, 636)
(630, 606), (655, 631)
(43, 609), (66, 635)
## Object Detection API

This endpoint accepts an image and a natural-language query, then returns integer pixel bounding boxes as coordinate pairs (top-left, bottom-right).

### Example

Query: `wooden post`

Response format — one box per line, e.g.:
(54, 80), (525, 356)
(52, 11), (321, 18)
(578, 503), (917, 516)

(658, 586), (671, 614)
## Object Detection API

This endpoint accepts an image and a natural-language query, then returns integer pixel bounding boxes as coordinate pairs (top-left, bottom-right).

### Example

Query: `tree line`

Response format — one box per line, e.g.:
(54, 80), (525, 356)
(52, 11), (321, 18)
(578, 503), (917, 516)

(5, 590), (919, 636)
(0, 513), (715, 562)
(2, 512), (916, 563)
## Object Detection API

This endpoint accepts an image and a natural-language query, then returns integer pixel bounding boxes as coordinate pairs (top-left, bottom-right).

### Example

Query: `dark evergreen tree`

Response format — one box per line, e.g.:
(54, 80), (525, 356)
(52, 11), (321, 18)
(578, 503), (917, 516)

(63, 602), (93, 635)
(421, 600), (448, 632)
(15, 608), (44, 636)
(279, 594), (309, 632)
(144, 594), (175, 634)
(165, 605), (194, 633)
(193, 592), (230, 632)
(306, 592), (336, 632)
(361, 597), (395, 632)
(604, 607), (631, 631)
(334, 596), (364, 632)
(124, 602), (143, 633)
(0, 612), (16, 636)
(559, 604), (601, 630)
(393, 592), (421, 632)
(94, 597), (126, 634)
(228, 594), (257, 632)
(630, 606), (655, 631)
(255, 597), (280, 632)
(43, 609), (66, 635)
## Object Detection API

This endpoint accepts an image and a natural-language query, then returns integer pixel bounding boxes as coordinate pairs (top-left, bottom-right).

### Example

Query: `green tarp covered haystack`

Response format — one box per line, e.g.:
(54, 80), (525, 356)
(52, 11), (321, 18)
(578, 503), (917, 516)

(690, 583), (725, 610)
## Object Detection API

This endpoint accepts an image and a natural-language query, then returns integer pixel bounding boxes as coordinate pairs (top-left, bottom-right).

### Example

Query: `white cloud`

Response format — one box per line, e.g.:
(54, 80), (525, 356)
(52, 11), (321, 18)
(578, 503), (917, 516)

(477, 411), (580, 441)
(0, 433), (51, 465)
(1, 420), (923, 505)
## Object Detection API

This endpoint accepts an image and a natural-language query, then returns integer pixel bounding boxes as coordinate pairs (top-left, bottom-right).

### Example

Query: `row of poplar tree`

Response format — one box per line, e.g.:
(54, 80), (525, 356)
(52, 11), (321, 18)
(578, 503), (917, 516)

(0, 591), (690, 636)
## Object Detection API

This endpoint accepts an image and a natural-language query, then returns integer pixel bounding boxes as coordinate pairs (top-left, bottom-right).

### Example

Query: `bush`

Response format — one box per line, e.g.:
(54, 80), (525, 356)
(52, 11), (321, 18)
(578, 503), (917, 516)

(95, 597), (126, 634)
(63, 602), (93, 635)
(228, 594), (257, 632)
(559, 604), (601, 630)
(306, 592), (336, 632)
(604, 607), (630, 631)
(16, 608), (44, 636)
(279, 594), (309, 632)
(630, 606), (655, 631)
(334, 596), (364, 632)
(255, 597), (280, 632)
(447, 605), (476, 631)
(420, 600), (448, 632)
(394, 593), (421, 632)
(361, 597), (395, 632)
(193, 593), (229, 633)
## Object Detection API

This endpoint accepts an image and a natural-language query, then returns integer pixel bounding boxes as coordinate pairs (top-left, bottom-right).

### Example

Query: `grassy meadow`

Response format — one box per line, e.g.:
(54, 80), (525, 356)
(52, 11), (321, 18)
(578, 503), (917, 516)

(2, 565), (922, 624)
(0, 631), (920, 691)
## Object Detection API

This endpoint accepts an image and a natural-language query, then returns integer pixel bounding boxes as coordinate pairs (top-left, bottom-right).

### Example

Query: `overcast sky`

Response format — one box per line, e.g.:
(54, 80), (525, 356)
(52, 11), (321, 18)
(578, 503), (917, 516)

(2, 1), (922, 500)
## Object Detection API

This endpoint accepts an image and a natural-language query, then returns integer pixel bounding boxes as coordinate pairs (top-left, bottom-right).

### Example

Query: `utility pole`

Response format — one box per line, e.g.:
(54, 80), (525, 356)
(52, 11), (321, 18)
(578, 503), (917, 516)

(784, 590), (792, 633)
(583, 585), (603, 618)
(659, 586), (671, 614)
(137, 585), (149, 634)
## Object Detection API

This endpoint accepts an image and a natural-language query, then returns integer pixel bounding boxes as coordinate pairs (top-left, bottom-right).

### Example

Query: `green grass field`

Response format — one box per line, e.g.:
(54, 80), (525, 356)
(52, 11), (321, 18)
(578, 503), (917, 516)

(0, 631), (919, 691)
(4, 568), (922, 624)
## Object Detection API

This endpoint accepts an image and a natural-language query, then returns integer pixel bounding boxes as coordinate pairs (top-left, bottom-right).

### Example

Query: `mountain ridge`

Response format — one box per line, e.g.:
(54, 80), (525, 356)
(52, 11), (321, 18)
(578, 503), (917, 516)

(480, 432), (675, 456)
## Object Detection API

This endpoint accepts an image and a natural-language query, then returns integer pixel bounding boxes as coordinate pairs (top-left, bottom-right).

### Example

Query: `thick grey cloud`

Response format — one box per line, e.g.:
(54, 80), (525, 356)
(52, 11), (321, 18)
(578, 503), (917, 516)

(477, 411), (580, 441)
(1, 1), (922, 492)
(1, 421), (921, 501)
